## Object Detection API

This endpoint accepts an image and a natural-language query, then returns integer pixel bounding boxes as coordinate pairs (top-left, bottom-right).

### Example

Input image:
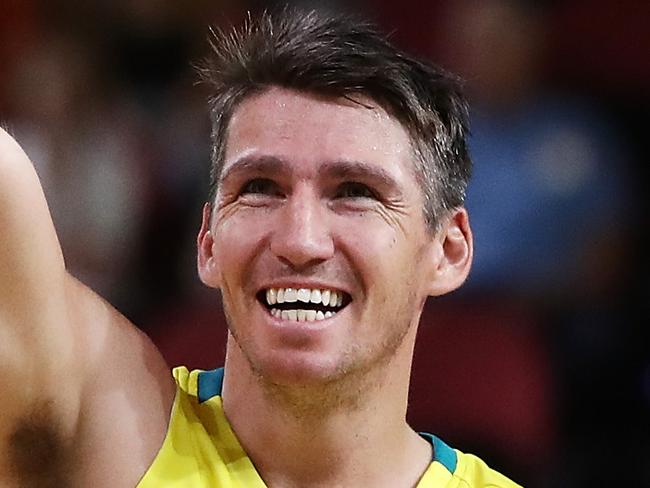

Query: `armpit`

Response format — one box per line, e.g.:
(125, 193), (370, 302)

(7, 401), (73, 488)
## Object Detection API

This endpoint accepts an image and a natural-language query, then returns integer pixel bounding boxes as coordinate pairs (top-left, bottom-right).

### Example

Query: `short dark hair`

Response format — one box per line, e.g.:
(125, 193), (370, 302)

(197, 7), (471, 229)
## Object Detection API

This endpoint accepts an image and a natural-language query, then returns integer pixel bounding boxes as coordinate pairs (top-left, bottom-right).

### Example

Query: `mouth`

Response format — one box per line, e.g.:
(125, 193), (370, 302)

(256, 287), (352, 323)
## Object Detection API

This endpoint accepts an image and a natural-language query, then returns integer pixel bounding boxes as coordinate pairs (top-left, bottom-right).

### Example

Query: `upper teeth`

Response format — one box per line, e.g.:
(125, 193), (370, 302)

(266, 287), (344, 307)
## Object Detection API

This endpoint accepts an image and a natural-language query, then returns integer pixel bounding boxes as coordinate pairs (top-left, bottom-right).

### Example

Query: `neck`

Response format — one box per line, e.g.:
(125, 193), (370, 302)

(221, 326), (431, 488)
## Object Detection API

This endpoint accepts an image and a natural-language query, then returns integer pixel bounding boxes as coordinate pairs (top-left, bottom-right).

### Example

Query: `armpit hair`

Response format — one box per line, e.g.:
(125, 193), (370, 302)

(8, 400), (73, 488)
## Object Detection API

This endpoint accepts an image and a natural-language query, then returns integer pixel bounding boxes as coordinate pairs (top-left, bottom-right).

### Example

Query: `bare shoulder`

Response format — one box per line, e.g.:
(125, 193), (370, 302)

(70, 278), (176, 487)
(1, 276), (174, 487)
(0, 278), (175, 487)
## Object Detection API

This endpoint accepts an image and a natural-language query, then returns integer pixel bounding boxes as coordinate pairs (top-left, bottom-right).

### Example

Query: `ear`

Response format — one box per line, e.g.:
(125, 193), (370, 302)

(197, 203), (221, 288)
(426, 207), (473, 297)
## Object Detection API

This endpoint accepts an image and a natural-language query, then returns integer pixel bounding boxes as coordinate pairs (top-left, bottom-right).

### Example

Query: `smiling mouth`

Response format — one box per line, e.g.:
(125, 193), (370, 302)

(256, 287), (351, 322)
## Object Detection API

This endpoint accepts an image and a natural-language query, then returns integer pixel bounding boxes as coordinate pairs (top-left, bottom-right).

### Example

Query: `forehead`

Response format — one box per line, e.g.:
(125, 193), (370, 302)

(222, 87), (415, 180)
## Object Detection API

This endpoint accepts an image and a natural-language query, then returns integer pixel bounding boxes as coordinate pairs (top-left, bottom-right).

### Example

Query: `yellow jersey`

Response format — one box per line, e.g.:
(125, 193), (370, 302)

(137, 367), (522, 487)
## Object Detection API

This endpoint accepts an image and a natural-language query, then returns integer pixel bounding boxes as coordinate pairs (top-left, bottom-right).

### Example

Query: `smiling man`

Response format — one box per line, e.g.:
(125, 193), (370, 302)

(0, 8), (520, 488)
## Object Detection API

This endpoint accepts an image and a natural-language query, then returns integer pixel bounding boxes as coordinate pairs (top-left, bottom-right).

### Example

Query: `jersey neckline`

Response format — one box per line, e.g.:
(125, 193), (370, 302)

(197, 367), (458, 475)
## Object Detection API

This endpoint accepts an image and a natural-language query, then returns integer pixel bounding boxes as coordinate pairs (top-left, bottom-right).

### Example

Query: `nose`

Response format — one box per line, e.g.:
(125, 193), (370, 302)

(270, 187), (334, 269)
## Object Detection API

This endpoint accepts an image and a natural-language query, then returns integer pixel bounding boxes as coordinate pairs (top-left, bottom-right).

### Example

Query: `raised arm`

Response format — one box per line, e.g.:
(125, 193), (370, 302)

(0, 127), (86, 480)
(0, 128), (67, 318)
(0, 127), (175, 486)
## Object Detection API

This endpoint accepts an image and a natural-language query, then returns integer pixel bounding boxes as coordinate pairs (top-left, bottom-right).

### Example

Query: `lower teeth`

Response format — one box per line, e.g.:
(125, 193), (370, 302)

(271, 309), (335, 322)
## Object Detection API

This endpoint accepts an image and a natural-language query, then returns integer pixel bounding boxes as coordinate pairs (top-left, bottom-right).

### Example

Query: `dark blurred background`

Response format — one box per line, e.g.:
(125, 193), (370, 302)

(1, 0), (648, 486)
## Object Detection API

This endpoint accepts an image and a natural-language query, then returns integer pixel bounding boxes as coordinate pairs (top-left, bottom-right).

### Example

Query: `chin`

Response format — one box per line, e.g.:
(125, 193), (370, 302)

(251, 350), (352, 387)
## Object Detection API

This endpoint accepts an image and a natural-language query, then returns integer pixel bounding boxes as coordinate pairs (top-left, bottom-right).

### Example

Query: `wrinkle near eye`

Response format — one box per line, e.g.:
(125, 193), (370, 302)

(215, 199), (241, 222)
(213, 192), (233, 212)
(375, 198), (413, 236)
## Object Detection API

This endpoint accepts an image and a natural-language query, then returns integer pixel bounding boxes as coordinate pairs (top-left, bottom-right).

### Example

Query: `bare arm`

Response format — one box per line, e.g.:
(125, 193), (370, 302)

(0, 128), (67, 321)
(0, 128), (174, 485)
(0, 127), (85, 479)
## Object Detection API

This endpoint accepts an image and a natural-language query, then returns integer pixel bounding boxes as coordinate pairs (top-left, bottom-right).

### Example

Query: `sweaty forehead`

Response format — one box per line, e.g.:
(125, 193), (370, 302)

(230, 86), (397, 129)
(222, 87), (414, 176)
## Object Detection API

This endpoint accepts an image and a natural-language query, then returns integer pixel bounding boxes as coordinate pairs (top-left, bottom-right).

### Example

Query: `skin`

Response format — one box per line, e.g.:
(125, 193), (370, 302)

(198, 87), (473, 487)
(0, 85), (472, 487)
(0, 128), (175, 487)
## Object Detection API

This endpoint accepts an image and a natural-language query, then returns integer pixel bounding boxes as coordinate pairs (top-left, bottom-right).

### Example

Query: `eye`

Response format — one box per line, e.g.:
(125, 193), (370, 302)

(335, 182), (377, 200)
(240, 178), (280, 196)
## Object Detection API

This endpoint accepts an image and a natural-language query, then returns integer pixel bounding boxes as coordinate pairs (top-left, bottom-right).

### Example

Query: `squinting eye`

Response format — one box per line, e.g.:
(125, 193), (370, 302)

(336, 182), (376, 199)
(240, 178), (279, 195)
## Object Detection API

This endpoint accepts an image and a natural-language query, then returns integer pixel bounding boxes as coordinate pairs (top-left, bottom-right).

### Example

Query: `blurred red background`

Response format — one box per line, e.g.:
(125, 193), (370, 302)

(1, 1), (648, 486)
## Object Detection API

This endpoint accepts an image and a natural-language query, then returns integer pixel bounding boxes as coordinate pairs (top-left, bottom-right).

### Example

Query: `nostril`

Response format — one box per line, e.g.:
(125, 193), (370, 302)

(275, 255), (329, 271)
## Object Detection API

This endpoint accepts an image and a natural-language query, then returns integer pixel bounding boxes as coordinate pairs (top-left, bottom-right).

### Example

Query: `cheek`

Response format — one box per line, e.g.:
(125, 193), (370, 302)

(338, 216), (416, 262)
(216, 210), (270, 250)
(337, 220), (414, 292)
(343, 224), (428, 301)
(213, 214), (269, 280)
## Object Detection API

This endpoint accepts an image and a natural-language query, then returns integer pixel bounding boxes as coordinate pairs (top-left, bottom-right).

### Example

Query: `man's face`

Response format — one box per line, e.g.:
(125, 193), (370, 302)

(199, 87), (443, 385)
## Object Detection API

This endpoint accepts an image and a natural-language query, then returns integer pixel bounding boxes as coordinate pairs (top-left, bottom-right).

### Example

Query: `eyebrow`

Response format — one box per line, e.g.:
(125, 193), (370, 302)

(220, 154), (402, 192)
(219, 155), (289, 184)
(320, 160), (400, 191)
